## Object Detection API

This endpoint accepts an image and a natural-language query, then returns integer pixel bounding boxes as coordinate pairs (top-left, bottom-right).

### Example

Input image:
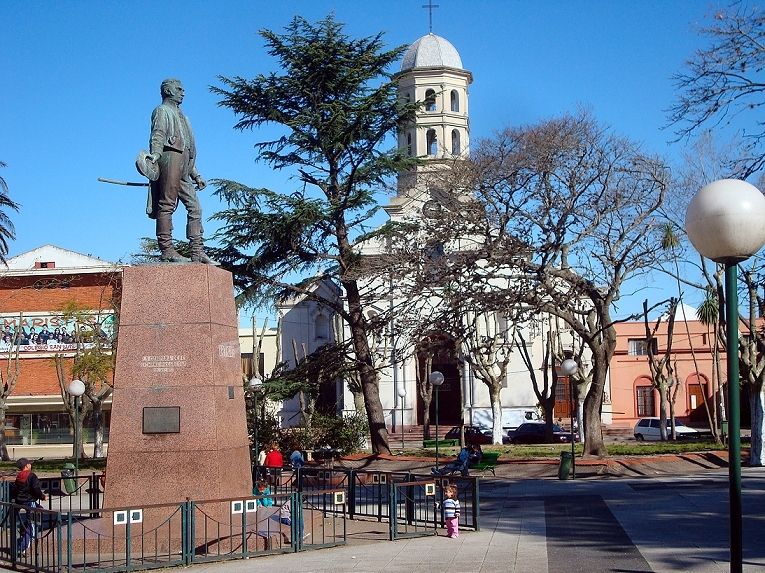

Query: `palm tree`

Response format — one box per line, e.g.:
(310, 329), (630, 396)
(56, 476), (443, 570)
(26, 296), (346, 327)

(0, 161), (20, 265)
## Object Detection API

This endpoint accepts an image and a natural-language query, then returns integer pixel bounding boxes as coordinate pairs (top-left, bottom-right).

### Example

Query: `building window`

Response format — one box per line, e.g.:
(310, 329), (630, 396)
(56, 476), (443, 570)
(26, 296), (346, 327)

(635, 386), (655, 417)
(628, 338), (657, 356)
(450, 90), (459, 112)
(451, 129), (461, 155)
(241, 352), (265, 379)
(425, 89), (437, 112)
(427, 129), (438, 156)
(34, 261), (55, 269)
(315, 314), (330, 341)
(407, 133), (413, 156)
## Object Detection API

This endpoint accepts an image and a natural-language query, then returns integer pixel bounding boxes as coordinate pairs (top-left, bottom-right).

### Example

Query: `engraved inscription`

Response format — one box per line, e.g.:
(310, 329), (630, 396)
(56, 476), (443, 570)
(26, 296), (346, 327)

(140, 355), (187, 373)
(217, 341), (238, 359)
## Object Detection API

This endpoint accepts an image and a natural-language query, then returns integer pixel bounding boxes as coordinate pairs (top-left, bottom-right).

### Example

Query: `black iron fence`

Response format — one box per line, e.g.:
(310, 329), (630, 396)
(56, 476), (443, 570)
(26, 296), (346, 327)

(286, 467), (479, 532)
(0, 464), (479, 572)
(0, 488), (347, 572)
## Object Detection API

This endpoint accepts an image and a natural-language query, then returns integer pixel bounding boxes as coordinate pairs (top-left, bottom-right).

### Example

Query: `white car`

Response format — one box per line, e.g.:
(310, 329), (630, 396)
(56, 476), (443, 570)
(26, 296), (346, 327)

(633, 417), (699, 441)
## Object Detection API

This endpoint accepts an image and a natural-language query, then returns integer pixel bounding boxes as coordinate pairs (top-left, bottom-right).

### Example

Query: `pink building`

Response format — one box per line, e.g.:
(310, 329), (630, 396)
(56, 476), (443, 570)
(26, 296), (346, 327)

(609, 305), (724, 430)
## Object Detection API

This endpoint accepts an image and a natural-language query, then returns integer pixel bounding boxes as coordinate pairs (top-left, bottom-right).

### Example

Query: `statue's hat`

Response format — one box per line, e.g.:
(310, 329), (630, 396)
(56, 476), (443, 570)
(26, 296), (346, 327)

(135, 151), (159, 181)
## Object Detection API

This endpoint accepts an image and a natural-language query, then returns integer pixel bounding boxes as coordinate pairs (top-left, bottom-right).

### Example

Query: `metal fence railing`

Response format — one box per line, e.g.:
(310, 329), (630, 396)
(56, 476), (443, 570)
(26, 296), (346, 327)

(284, 468), (480, 533)
(0, 489), (347, 573)
(388, 480), (438, 540)
(0, 464), (479, 572)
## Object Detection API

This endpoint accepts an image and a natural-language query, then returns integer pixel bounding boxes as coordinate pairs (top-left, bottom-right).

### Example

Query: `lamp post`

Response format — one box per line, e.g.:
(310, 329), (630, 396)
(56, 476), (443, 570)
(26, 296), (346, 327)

(66, 379), (86, 477)
(429, 371), (444, 471)
(685, 178), (765, 573)
(249, 376), (262, 473)
(560, 359), (578, 479)
(397, 386), (407, 452)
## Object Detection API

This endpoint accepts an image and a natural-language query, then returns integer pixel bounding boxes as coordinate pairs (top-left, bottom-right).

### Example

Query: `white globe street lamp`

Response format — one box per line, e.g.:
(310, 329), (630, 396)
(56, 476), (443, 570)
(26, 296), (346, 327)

(66, 379), (86, 476)
(397, 386), (407, 451)
(429, 371), (445, 471)
(685, 178), (765, 573)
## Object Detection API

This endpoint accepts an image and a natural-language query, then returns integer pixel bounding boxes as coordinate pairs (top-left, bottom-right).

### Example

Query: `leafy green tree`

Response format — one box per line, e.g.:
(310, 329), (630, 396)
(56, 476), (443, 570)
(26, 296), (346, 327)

(54, 296), (118, 459)
(0, 161), (20, 265)
(210, 15), (419, 454)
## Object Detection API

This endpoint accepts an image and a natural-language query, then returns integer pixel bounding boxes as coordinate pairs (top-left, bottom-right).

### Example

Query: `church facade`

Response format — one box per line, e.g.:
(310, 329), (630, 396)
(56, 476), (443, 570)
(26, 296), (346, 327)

(275, 32), (614, 439)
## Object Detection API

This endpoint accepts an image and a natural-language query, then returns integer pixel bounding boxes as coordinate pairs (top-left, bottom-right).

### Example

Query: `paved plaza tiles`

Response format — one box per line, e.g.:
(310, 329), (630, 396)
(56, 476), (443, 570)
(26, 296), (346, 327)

(160, 466), (765, 573)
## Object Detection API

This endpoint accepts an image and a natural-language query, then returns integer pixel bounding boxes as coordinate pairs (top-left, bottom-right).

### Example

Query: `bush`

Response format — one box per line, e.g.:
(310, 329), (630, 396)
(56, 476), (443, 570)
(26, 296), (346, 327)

(312, 412), (368, 454)
(248, 410), (369, 456)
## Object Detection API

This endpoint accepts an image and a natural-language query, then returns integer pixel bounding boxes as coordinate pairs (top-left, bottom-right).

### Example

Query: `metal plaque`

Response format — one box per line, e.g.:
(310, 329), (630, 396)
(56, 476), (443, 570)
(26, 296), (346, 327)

(142, 406), (180, 434)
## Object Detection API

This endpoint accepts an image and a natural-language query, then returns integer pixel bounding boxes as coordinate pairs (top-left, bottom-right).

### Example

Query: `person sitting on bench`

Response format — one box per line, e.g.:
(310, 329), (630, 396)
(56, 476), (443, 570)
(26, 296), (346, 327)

(432, 446), (471, 476)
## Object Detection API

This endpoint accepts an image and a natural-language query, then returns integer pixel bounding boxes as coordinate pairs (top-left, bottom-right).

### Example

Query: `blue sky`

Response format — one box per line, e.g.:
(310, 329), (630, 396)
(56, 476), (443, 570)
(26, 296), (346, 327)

(1, 1), (723, 320)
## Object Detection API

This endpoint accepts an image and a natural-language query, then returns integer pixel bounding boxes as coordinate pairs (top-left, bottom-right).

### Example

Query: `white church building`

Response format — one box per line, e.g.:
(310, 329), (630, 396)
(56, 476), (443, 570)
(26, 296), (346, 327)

(274, 32), (613, 438)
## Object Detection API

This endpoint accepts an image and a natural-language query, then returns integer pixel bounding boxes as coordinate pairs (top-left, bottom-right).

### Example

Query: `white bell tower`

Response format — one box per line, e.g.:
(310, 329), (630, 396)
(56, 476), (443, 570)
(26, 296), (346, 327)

(393, 33), (473, 204)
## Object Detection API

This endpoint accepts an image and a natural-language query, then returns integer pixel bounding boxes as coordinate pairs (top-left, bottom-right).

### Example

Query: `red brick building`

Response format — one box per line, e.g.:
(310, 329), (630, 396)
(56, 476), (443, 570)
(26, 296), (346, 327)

(0, 245), (121, 446)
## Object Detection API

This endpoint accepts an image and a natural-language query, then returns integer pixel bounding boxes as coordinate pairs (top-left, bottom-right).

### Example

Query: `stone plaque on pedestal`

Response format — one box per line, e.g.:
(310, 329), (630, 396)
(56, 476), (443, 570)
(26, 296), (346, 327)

(103, 265), (251, 509)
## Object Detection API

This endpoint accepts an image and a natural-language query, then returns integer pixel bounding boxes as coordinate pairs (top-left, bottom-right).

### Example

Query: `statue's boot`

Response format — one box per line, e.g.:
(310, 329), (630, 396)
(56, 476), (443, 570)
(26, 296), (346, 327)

(188, 223), (219, 265)
(157, 217), (190, 263)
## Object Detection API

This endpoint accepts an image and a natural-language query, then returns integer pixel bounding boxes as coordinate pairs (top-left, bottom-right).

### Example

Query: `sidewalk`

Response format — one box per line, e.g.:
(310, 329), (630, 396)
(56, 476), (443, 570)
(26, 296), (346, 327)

(166, 466), (765, 573)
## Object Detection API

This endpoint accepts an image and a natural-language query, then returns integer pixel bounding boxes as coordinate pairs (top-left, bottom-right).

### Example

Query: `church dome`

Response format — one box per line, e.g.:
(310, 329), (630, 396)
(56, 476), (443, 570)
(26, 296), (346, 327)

(400, 33), (463, 71)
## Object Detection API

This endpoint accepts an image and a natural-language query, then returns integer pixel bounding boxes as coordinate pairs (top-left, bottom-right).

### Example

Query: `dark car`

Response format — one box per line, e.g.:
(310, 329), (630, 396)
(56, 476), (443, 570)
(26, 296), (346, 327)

(505, 422), (574, 444)
(444, 425), (493, 445)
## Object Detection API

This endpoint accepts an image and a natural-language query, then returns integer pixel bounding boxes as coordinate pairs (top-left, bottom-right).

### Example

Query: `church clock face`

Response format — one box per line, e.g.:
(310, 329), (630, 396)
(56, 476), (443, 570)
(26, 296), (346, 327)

(422, 199), (442, 218)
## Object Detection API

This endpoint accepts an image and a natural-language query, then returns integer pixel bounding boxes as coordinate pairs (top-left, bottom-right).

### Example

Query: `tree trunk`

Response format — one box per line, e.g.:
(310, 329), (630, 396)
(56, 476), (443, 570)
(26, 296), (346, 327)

(542, 398), (555, 432)
(659, 384), (669, 441)
(344, 280), (390, 455)
(421, 394), (432, 439)
(489, 384), (503, 445)
(750, 385), (764, 467)
(576, 396), (585, 443)
(0, 407), (9, 461)
(92, 401), (105, 458)
(582, 337), (613, 457)
(352, 389), (365, 415)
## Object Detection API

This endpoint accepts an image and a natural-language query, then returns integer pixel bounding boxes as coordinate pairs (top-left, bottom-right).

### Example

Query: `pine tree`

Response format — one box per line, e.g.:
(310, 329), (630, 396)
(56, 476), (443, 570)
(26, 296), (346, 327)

(211, 15), (419, 454)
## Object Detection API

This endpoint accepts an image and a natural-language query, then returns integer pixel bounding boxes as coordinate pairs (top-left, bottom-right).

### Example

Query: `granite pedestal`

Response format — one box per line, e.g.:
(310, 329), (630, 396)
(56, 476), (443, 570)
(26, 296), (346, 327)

(103, 264), (252, 512)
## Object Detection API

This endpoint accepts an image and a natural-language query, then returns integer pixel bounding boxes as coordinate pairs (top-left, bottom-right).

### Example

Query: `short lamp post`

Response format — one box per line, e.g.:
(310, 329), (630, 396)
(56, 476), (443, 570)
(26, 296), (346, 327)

(67, 379), (86, 476)
(249, 376), (262, 471)
(685, 178), (765, 573)
(397, 386), (407, 452)
(560, 359), (578, 479)
(429, 371), (444, 472)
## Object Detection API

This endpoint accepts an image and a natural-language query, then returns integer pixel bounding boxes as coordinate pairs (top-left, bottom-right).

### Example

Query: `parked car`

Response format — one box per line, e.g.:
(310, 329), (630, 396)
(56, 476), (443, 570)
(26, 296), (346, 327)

(505, 422), (575, 444)
(633, 417), (700, 441)
(444, 425), (493, 445)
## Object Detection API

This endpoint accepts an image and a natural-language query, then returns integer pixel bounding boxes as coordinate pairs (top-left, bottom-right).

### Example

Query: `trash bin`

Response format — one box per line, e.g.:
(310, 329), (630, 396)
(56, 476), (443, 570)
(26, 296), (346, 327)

(558, 451), (572, 480)
(61, 463), (77, 495)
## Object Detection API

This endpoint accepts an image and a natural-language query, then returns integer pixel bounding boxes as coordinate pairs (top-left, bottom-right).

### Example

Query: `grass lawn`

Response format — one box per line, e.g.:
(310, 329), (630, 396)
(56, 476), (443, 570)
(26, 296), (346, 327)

(406, 440), (725, 459)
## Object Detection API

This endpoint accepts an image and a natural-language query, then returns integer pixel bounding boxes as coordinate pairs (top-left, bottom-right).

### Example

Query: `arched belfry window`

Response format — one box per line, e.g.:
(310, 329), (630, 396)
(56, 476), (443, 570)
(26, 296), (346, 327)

(427, 129), (438, 156)
(450, 90), (459, 112)
(425, 89), (437, 112)
(451, 130), (461, 155)
(407, 132), (413, 156)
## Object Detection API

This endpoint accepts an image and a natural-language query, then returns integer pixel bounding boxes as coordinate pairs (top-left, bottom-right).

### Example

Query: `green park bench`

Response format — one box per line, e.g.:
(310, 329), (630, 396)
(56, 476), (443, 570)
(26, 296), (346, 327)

(422, 438), (459, 448)
(471, 451), (500, 476)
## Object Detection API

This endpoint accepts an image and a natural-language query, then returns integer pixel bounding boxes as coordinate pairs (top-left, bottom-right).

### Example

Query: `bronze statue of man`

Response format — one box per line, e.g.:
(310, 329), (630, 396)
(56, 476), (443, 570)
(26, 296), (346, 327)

(139, 78), (215, 264)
